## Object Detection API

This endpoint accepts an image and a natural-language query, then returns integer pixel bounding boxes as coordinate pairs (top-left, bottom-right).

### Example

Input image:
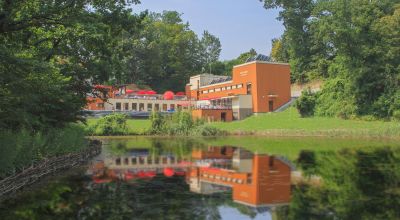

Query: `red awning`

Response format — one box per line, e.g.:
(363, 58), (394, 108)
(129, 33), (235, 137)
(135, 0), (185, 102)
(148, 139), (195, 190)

(146, 90), (157, 95)
(126, 89), (134, 94)
(137, 90), (147, 95)
(176, 92), (185, 96)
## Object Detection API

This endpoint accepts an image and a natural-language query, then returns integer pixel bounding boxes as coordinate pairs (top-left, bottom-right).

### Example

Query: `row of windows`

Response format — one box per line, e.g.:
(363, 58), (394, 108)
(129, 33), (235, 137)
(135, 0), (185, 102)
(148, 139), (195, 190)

(201, 83), (244, 94)
(201, 173), (245, 184)
(115, 102), (181, 111)
(116, 157), (182, 165)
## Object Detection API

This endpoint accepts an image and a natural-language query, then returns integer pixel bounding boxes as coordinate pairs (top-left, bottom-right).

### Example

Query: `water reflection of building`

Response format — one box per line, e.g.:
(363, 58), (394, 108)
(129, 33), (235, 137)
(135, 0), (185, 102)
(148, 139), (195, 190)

(89, 146), (292, 208)
(188, 147), (291, 208)
(90, 149), (192, 182)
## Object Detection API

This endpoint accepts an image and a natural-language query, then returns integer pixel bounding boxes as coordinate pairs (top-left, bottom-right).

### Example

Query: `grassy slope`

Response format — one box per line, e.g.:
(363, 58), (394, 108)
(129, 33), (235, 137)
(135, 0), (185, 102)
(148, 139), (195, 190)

(212, 108), (400, 138)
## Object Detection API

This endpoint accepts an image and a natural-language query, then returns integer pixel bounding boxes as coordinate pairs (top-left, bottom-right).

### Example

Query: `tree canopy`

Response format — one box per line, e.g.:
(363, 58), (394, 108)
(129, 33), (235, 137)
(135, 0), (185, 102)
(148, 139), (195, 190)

(0, 1), (222, 130)
(264, 0), (400, 119)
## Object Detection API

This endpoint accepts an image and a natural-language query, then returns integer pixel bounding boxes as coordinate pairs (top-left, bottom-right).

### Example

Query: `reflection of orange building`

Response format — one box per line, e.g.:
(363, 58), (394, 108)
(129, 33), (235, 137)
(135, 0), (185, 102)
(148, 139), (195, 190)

(191, 146), (235, 160)
(189, 147), (291, 208)
(186, 58), (291, 121)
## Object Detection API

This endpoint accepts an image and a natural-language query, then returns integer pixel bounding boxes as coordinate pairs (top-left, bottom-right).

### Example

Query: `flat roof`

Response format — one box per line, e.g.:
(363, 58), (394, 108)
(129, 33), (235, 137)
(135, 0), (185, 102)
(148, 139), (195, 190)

(233, 60), (289, 68)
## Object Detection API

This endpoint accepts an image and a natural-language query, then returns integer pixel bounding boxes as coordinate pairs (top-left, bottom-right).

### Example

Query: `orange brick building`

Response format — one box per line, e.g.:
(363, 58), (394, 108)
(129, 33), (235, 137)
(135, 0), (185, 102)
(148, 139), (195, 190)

(188, 147), (292, 207)
(186, 59), (291, 120)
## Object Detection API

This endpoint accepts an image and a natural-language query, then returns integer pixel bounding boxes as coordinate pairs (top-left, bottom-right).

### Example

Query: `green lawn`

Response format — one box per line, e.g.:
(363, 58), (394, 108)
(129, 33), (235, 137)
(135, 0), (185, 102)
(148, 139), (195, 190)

(85, 118), (151, 135)
(85, 108), (400, 138)
(212, 108), (400, 138)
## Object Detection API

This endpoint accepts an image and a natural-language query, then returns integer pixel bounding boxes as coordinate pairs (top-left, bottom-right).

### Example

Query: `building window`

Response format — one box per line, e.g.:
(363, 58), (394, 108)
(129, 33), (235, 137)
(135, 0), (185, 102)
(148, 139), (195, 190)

(124, 158), (129, 165)
(170, 104), (175, 110)
(203, 90), (208, 94)
(147, 103), (152, 111)
(232, 85), (237, 89)
(247, 83), (252, 95)
(209, 89), (214, 93)
(132, 103), (137, 111)
(215, 88), (221, 92)
(131, 158), (137, 165)
(237, 84), (243, 89)
(269, 156), (275, 167)
(163, 104), (168, 111)
(124, 103), (129, 110)
(116, 102), (121, 110)
(226, 86), (231, 90)
(155, 104), (160, 111)
(139, 103), (144, 111)
(221, 87), (226, 91)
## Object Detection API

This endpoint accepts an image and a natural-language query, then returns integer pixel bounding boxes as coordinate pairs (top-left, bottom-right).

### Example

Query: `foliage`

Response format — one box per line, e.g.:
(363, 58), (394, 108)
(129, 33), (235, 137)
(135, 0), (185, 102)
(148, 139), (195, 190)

(87, 113), (128, 136)
(296, 150), (317, 176)
(263, 0), (400, 119)
(120, 11), (221, 92)
(199, 30), (222, 73)
(295, 88), (318, 117)
(148, 110), (223, 136)
(211, 48), (258, 75)
(315, 77), (357, 119)
(270, 37), (289, 63)
(0, 124), (87, 178)
(190, 125), (224, 136)
(285, 146), (400, 219)
(0, 0), (143, 130)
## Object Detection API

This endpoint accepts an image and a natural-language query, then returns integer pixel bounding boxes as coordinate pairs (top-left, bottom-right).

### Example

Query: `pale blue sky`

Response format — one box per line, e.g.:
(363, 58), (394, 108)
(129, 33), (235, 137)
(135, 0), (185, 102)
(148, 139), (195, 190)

(131, 0), (284, 60)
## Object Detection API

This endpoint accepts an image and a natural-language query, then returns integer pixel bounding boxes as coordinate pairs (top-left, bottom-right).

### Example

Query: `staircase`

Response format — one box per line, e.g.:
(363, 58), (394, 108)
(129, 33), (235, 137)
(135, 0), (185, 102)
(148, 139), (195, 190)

(274, 97), (298, 112)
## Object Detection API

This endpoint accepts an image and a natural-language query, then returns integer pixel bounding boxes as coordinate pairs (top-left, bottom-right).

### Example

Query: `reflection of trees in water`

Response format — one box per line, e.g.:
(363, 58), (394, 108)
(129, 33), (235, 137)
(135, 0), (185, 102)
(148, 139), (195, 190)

(106, 138), (209, 159)
(0, 174), (260, 219)
(279, 146), (400, 220)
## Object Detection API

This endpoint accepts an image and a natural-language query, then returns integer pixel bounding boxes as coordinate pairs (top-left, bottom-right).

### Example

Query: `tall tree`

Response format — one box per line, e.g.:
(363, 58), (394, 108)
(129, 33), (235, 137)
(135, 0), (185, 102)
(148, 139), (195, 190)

(199, 30), (222, 74)
(262, 0), (315, 83)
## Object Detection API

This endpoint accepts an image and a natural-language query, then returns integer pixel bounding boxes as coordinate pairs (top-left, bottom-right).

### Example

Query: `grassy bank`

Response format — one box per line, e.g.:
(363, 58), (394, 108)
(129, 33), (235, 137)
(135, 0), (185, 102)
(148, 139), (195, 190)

(212, 108), (400, 138)
(85, 108), (400, 138)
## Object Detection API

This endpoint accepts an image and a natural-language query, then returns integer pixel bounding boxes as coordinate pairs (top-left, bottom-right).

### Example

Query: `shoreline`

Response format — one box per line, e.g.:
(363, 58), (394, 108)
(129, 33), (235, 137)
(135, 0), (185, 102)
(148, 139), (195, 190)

(87, 130), (400, 140)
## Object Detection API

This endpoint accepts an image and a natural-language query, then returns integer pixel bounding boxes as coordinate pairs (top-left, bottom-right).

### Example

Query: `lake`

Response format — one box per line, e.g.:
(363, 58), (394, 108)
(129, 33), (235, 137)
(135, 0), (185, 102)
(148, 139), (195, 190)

(1, 136), (399, 220)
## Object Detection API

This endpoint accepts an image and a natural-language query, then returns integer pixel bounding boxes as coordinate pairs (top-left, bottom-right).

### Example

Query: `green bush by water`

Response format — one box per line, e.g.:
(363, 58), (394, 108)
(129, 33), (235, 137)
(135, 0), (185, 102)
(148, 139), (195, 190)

(148, 111), (223, 136)
(0, 124), (87, 178)
(86, 113), (129, 136)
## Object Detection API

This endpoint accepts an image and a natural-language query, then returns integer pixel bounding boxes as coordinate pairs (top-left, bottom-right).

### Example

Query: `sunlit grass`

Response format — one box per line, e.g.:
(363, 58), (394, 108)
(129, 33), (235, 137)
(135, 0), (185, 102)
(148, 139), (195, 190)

(212, 108), (400, 138)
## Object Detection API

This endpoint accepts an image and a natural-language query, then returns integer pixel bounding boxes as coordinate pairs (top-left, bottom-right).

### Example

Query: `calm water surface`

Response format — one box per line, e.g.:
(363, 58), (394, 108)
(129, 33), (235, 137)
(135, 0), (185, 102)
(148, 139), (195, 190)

(1, 136), (399, 220)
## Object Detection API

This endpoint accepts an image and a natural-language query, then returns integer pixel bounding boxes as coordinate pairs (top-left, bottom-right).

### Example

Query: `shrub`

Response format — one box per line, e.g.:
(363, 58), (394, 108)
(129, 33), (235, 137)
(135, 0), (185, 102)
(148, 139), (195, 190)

(393, 110), (400, 121)
(89, 113), (128, 135)
(315, 78), (357, 118)
(149, 111), (165, 134)
(148, 110), (221, 136)
(191, 125), (223, 136)
(295, 88), (317, 117)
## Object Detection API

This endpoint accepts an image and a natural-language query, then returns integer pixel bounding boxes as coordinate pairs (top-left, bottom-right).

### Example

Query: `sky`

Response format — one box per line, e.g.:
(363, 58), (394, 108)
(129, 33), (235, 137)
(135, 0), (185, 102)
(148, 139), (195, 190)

(131, 0), (284, 61)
